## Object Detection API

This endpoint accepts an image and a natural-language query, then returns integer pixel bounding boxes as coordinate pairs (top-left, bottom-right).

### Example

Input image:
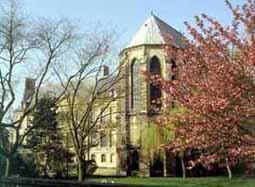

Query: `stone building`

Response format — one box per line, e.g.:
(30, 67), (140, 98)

(90, 13), (183, 177)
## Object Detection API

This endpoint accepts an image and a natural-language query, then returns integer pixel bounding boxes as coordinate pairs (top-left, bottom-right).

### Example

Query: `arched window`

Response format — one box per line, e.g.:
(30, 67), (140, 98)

(131, 59), (140, 109)
(150, 56), (161, 75)
(149, 56), (162, 114)
(101, 154), (106, 163)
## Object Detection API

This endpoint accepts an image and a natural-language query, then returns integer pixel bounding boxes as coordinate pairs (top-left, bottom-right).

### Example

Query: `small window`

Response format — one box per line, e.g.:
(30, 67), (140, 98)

(100, 132), (107, 147)
(110, 154), (115, 163)
(110, 89), (117, 98)
(91, 132), (97, 146)
(109, 131), (113, 147)
(91, 154), (96, 161)
(101, 154), (106, 163)
(103, 65), (109, 76)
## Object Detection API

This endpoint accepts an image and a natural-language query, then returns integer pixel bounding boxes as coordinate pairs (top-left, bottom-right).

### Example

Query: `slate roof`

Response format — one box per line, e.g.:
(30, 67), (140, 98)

(126, 13), (184, 49)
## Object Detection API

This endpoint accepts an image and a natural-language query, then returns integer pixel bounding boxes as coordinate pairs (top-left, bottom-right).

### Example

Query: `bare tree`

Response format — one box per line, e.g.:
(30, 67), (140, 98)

(0, 0), (78, 177)
(56, 29), (124, 181)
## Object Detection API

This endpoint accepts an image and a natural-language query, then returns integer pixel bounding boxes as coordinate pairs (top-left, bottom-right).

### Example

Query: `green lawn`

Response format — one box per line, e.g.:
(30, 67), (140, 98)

(89, 177), (255, 187)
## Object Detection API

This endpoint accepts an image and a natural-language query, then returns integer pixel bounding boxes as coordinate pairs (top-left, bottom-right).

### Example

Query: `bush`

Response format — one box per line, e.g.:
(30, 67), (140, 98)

(85, 160), (98, 176)
(12, 152), (39, 177)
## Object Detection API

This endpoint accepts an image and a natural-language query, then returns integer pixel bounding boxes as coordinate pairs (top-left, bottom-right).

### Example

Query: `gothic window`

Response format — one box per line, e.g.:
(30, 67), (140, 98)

(131, 59), (140, 109)
(101, 154), (106, 163)
(149, 56), (162, 114)
(150, 56), (161, 75)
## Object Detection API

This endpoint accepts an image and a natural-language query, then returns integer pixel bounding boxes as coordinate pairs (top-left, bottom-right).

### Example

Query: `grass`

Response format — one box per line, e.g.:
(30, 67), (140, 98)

(89, 177), (255, 187)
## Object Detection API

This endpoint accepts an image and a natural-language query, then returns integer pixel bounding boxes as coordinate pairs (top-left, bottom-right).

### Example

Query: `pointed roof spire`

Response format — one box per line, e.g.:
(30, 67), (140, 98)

(126, 14), (184, 49)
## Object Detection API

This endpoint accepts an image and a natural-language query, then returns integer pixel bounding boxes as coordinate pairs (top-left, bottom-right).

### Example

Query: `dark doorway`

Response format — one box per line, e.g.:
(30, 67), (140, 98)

(175, 155), (183, 177)
(127, 150), (139, 176)
(150, 153), (164, 177)
(165, 151), (176, 176)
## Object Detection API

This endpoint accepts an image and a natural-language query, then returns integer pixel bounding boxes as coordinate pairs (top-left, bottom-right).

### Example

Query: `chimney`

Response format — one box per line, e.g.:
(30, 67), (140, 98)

(22, 78), (36, 109)
(102, 65), (109, 76)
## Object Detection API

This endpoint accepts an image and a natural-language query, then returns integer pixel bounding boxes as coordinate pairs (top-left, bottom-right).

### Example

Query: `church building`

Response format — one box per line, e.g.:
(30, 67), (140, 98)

(90, 13), (184, 177)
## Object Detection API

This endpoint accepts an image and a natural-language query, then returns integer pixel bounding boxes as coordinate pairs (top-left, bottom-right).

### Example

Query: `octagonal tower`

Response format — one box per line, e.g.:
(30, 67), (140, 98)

(116, 13), (183, 177)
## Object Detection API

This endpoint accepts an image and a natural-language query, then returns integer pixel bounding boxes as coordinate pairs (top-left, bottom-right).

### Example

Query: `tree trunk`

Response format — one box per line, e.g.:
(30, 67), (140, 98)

(225, 158), (232, 180)
(163, 151), (167, 177)
(43, 157), (49, 178)
(178, 151), (186, 179)
(4, 156), (12, 177)
(180, 155), (186, 179)
(78, 158), (85, 182)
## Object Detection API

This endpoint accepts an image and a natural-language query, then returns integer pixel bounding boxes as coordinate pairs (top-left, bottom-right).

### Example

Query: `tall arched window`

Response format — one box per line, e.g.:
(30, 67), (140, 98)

(131, 59), (140, 109)
(149, 56), (162, 114)
(150, 56), (161, 75)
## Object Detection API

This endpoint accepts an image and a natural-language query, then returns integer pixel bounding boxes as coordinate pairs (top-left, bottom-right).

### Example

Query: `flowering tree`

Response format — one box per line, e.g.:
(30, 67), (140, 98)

(161, 0), (255, 179)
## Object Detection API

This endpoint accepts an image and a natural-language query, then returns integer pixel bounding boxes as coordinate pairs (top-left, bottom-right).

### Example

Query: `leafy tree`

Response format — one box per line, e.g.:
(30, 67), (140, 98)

(27, 95), (73, 177)
(159, 0), (255, 179)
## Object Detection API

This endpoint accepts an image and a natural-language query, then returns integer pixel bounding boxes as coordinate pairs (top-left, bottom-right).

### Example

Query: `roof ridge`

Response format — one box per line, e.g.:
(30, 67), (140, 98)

(152, 14), (183, 36)
(125, 14), (184, 49)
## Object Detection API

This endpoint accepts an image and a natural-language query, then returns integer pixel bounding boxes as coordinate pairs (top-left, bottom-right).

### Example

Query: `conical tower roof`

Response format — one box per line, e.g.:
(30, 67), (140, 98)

(126, 13), (184, 49)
